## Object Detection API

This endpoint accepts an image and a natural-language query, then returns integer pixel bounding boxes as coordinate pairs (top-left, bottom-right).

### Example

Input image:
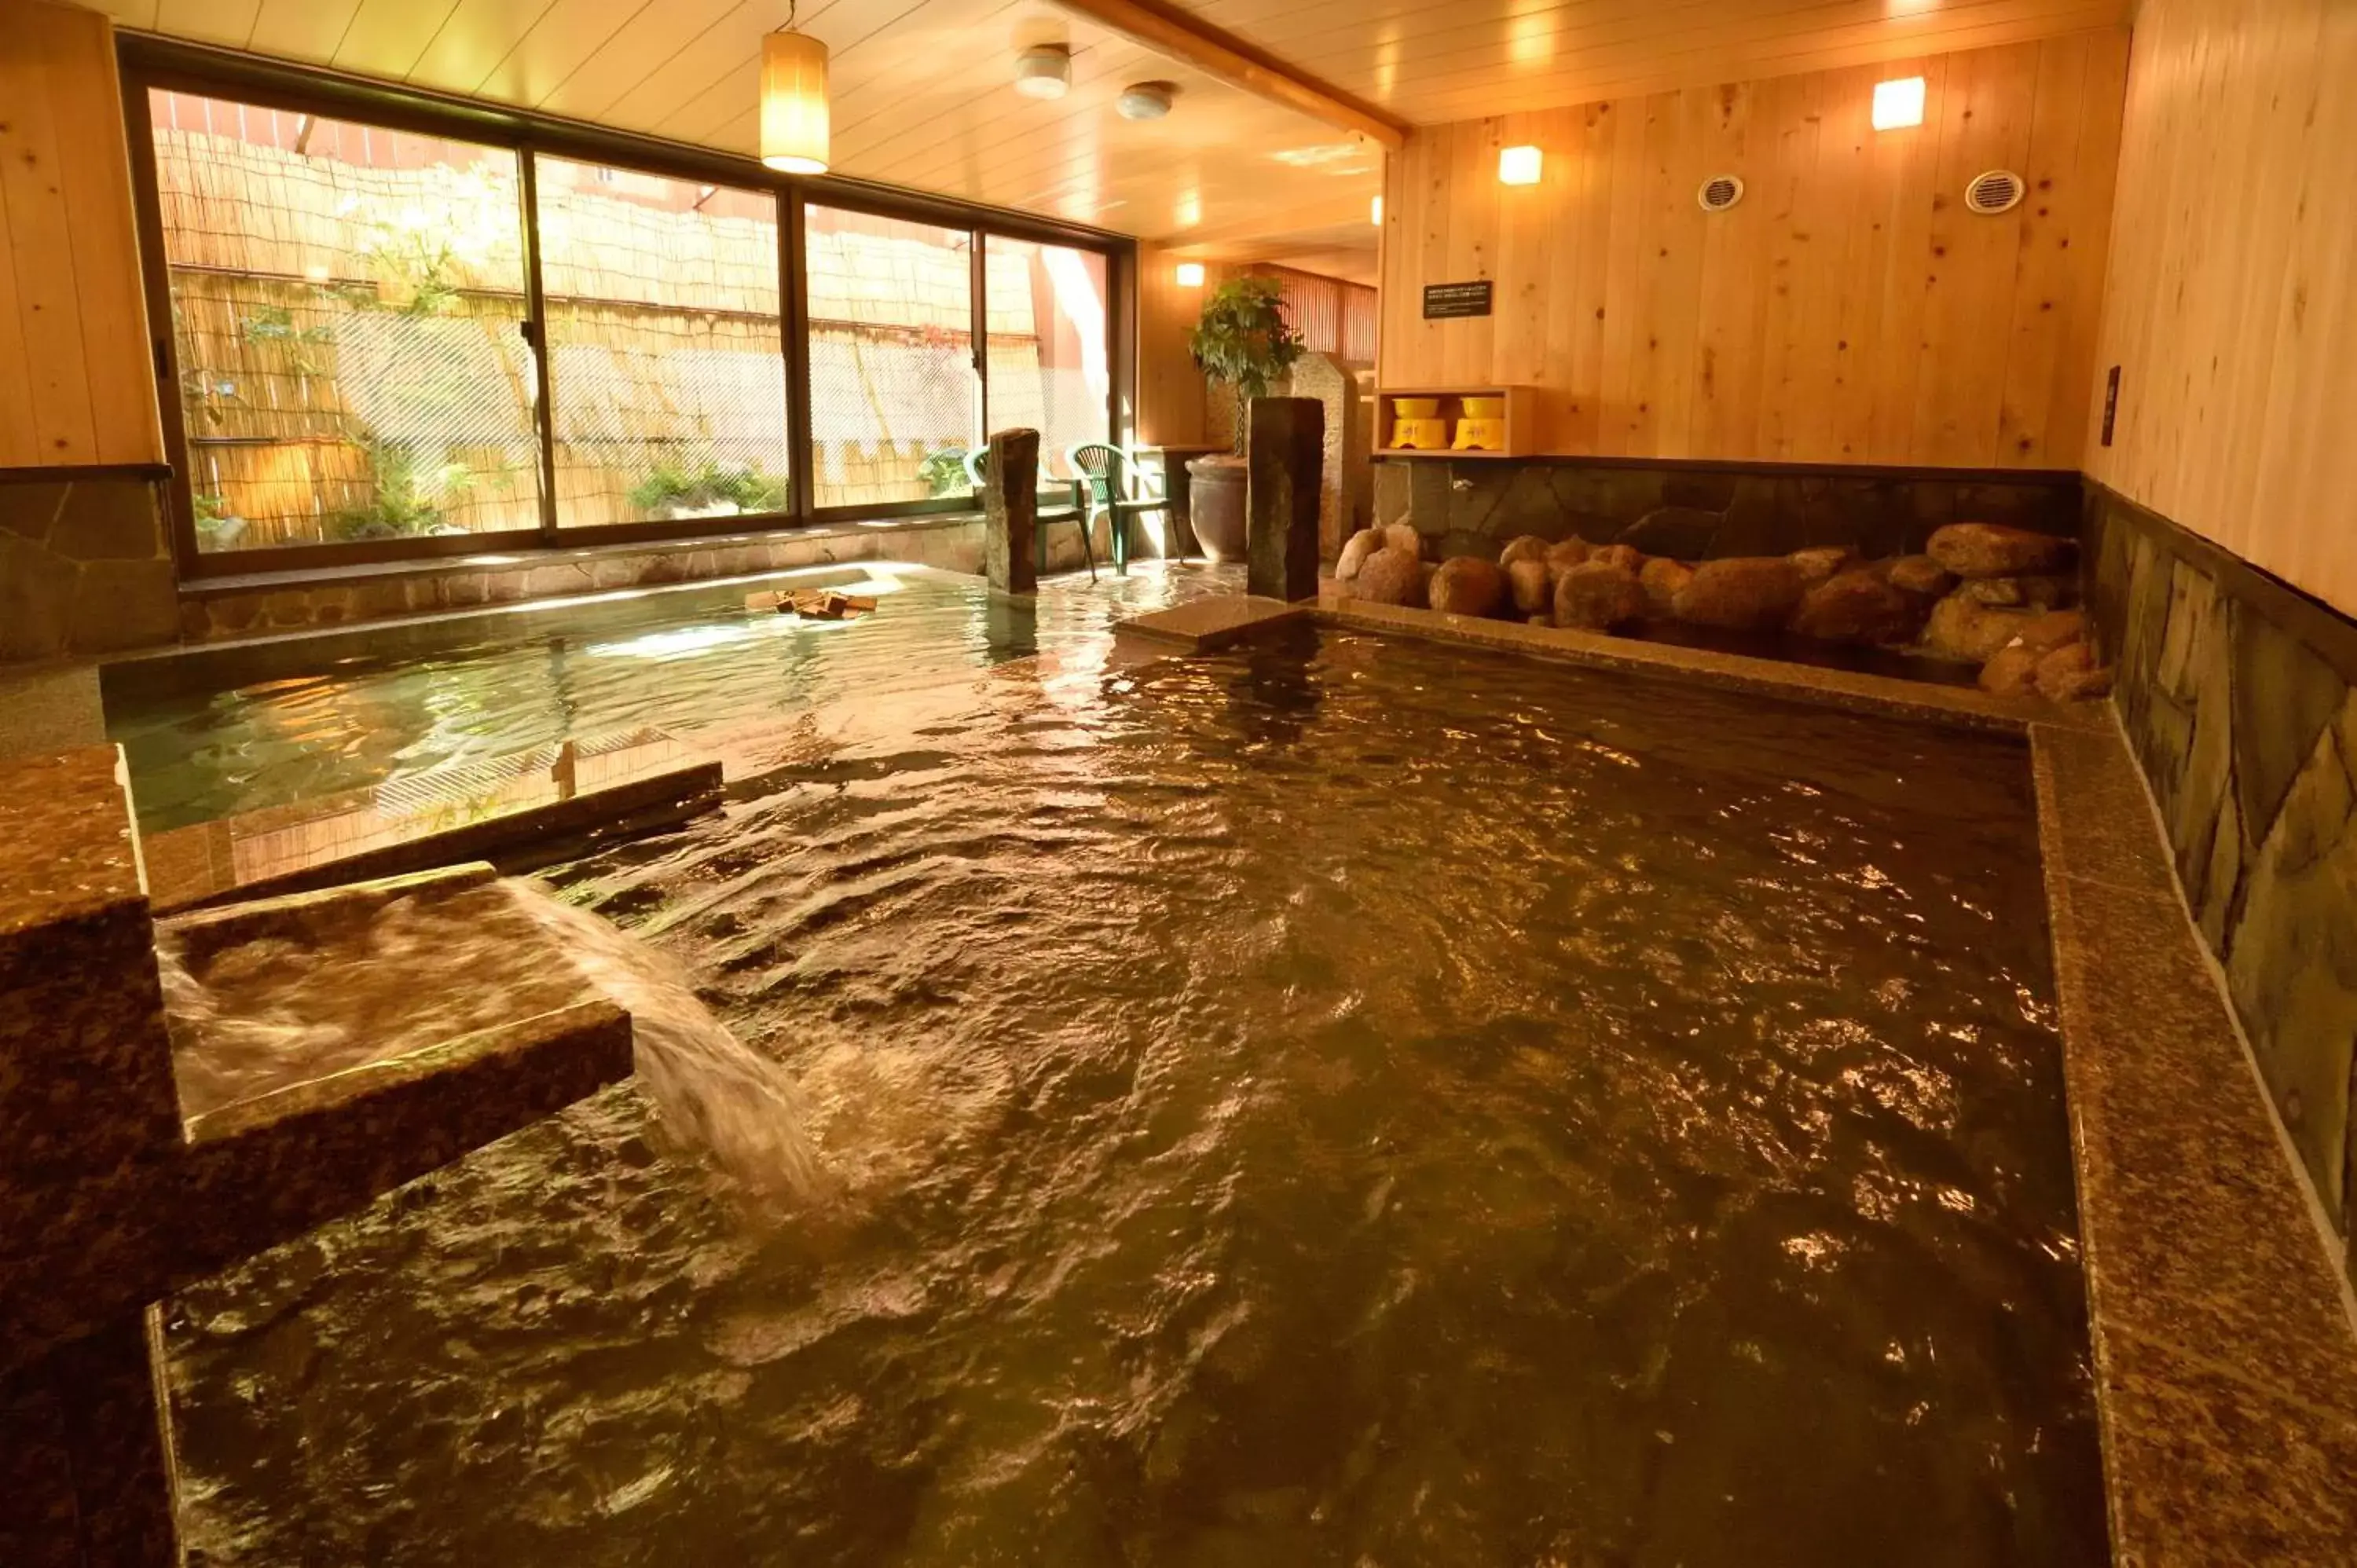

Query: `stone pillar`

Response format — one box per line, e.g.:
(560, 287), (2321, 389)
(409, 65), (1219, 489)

(982, 428), (1040, 596)
(1247, 397), (1324, 602)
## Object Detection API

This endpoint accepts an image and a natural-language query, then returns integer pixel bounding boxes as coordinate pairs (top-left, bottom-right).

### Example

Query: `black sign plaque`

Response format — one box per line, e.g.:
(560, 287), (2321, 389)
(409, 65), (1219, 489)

(1422, 280), (1494, 321)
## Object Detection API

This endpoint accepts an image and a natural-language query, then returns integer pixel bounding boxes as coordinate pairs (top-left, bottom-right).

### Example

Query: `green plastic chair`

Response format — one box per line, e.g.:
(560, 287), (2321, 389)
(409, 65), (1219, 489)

(963, 447), (1094, 582)
(1069, 444), (1176, 575)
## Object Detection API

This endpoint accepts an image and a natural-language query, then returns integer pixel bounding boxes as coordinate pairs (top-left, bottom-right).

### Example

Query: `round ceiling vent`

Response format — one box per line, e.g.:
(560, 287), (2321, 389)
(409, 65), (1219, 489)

(1014, 44), (1072, 100)
(1966, 169), (2026, 214)
(1696, 174), (1744, 213)
(1116, 81), (1177, 121)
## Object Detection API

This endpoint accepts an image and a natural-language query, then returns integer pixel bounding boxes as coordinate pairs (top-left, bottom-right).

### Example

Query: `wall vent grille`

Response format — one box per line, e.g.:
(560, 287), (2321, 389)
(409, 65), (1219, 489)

(1696, 174), (1744, 212)
(1966, 170), (2026, 214)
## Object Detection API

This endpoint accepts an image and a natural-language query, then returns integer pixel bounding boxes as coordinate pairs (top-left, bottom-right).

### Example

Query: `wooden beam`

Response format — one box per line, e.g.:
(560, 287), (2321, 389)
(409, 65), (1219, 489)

(1048, 0), (1412, 150)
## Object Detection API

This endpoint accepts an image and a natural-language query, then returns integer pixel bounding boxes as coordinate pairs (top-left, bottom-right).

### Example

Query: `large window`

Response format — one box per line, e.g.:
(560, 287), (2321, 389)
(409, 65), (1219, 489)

(537, 157), (789, 529)
(150, 90), (542, 555)
(984, 237), (1112, 473)
(805, 206), (978, 511)
(133, 63), (1124, 571)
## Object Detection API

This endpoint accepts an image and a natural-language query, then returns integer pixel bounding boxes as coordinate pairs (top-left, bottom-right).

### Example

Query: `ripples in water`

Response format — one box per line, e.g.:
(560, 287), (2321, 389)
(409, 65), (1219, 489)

(163, 624), (2102, 1567)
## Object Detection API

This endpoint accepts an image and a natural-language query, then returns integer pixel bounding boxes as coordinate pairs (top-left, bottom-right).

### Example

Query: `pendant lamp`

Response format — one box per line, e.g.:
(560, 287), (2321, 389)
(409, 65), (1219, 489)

(761, 5), (830, 175)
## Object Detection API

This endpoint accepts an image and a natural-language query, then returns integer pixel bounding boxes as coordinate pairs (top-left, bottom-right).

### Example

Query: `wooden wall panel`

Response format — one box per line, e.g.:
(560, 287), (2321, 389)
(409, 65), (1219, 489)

(0, 1), (163, 468)
(1376, 32), (2128, 471)
(2084, 0), (2357, 617)
(1135, 245), (1208, 448)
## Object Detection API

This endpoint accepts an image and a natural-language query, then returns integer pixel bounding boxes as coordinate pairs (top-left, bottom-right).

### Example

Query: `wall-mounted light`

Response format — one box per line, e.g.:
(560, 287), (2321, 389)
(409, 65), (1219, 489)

(760, 11), (830, 174)
(1871, 76), (1926, 130)
(1498, 145), (1543, 185)
(1175, 262), (1206, 287)
(1371, 195), (1384, 225)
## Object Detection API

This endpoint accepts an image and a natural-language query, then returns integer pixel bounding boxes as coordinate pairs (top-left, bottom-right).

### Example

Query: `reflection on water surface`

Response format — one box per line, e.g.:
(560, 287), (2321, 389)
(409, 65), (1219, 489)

(152, 606), (2101, 1566)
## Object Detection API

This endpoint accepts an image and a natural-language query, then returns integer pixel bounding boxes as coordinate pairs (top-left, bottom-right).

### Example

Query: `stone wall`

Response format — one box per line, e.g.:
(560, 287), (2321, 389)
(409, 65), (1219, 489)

(2088, 483), (2357, 1256)
(1376, 459), (2081, 562)
(0, 474), (179, 662)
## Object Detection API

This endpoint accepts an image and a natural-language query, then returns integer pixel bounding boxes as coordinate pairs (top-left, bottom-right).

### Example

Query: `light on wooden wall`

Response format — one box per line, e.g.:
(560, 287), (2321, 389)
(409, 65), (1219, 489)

(1175, 262), (1206, 287)
(760, 22), (830, 174)
(1498, 145), (1544, 185)
(1871, 77), (1926, 130)
(1371, 196), (1384, 225)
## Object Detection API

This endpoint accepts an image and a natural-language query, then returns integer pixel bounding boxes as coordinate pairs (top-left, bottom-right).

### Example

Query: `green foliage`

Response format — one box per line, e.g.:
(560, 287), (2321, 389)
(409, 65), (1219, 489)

(628, 458), (790, 517)
(191, 492), (243, 548)
(326, 440), (472, 541)
(1188, 277), (1305, 437)
(916, 447), (973, 498)
(238, 304), (334, 374)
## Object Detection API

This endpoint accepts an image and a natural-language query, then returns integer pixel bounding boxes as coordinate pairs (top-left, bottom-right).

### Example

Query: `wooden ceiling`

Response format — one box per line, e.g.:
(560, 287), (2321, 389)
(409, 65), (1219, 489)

(90, 0), (2128, 284)
(1184, 0), (2134, 125)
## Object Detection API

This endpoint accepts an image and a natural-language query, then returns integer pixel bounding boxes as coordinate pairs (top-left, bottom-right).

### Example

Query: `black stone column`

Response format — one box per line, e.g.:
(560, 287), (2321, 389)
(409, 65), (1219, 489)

(983, 428), (1040, 596)
(1247, 398), (1323, 602)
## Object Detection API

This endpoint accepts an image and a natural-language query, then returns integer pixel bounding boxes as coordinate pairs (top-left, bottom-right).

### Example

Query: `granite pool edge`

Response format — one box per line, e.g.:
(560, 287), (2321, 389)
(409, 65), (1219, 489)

(2030, 717), (2357, 1564)
(1124, 593), (2357, 1562)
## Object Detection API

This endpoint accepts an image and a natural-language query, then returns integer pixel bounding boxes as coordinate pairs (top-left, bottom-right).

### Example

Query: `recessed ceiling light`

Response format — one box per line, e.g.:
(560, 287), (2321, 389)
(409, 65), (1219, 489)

(1498, 145), (1542, 185)
(1015, 44), (1071, 100)
(1116, 81), (1176, 121)
(1175, 262), (1206, 287)
(1872, 76), (1926, 130)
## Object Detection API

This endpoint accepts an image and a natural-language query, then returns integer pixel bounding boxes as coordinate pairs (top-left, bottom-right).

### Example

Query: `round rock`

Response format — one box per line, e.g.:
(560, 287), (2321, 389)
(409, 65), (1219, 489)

(1429, 557), (1508, 618)
(1499, 535), (1552, 569)
(1507, 558), (1554, 617)
(1671, 556), (1805, 631)
(1883, 555), (1958, 598)
(1336, 528), (1384, 582)
(1352, 547), (1427, 607)
(1788, 546), (1858, 588)
(1924, 595), (2034, 663)
(1383, 522), (1424, 559)
(1639, 557), (1695, 618)
(1926, 522), (2076, 578)
(1555, 562), (1648, 631)
(1790, 570), (1920, 645)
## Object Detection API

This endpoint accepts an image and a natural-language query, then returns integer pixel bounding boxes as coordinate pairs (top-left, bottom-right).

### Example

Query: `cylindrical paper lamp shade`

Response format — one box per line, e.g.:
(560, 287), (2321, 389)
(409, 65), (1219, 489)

(761, 31), (830, 175)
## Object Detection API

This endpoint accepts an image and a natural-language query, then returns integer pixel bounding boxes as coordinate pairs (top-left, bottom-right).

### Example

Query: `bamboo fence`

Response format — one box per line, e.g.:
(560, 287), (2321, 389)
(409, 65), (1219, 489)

(153, 123), (1097, 547)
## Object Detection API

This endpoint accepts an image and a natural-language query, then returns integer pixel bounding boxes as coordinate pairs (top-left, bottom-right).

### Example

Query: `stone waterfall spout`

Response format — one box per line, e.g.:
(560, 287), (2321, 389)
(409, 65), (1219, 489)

(0, 746), (635, 1566)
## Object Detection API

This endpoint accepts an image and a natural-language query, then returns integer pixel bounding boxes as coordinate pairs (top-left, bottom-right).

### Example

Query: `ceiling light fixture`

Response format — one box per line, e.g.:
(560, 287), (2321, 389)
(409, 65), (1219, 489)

(1175, 262), (1206, 287)
(1871, 76), (1926, 130)
(1015, 44), (1072, 100)
(1116, 81), (1176, 120)
(760, 2), (830, 174)
(1498, 145), (1543, 185)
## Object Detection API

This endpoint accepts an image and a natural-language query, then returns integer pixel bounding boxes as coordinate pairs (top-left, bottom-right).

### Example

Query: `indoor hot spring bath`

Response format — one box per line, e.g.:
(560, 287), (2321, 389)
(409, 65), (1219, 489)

(159, 626), (2104, 1566)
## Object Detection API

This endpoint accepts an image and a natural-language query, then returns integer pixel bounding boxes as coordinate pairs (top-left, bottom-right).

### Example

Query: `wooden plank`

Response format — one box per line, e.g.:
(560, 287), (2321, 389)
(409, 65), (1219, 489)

(1993, 33), (2091, 468)
(1912, 40), (2040, 466)
(36, 2), (163, 466)
(0, 11), (99, 463)
(1688, 78), (1769, 458)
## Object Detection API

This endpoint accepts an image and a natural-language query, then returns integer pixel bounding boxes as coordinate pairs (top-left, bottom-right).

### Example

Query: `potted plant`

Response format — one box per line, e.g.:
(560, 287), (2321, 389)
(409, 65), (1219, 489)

(1186, 275), (1303, 561)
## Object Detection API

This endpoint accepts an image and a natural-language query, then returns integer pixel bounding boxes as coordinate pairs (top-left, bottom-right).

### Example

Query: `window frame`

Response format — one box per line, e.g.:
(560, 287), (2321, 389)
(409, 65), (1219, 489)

(119, 36), (1133, 578)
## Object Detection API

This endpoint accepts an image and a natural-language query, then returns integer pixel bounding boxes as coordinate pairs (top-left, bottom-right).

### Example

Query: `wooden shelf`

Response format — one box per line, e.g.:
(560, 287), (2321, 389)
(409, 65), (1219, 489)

(1373, 385), (1538, 459)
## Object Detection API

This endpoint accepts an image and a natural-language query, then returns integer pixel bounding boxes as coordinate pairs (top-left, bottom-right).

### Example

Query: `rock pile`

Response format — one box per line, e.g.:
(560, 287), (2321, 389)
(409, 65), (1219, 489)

(1331, 520), (2113, 704)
